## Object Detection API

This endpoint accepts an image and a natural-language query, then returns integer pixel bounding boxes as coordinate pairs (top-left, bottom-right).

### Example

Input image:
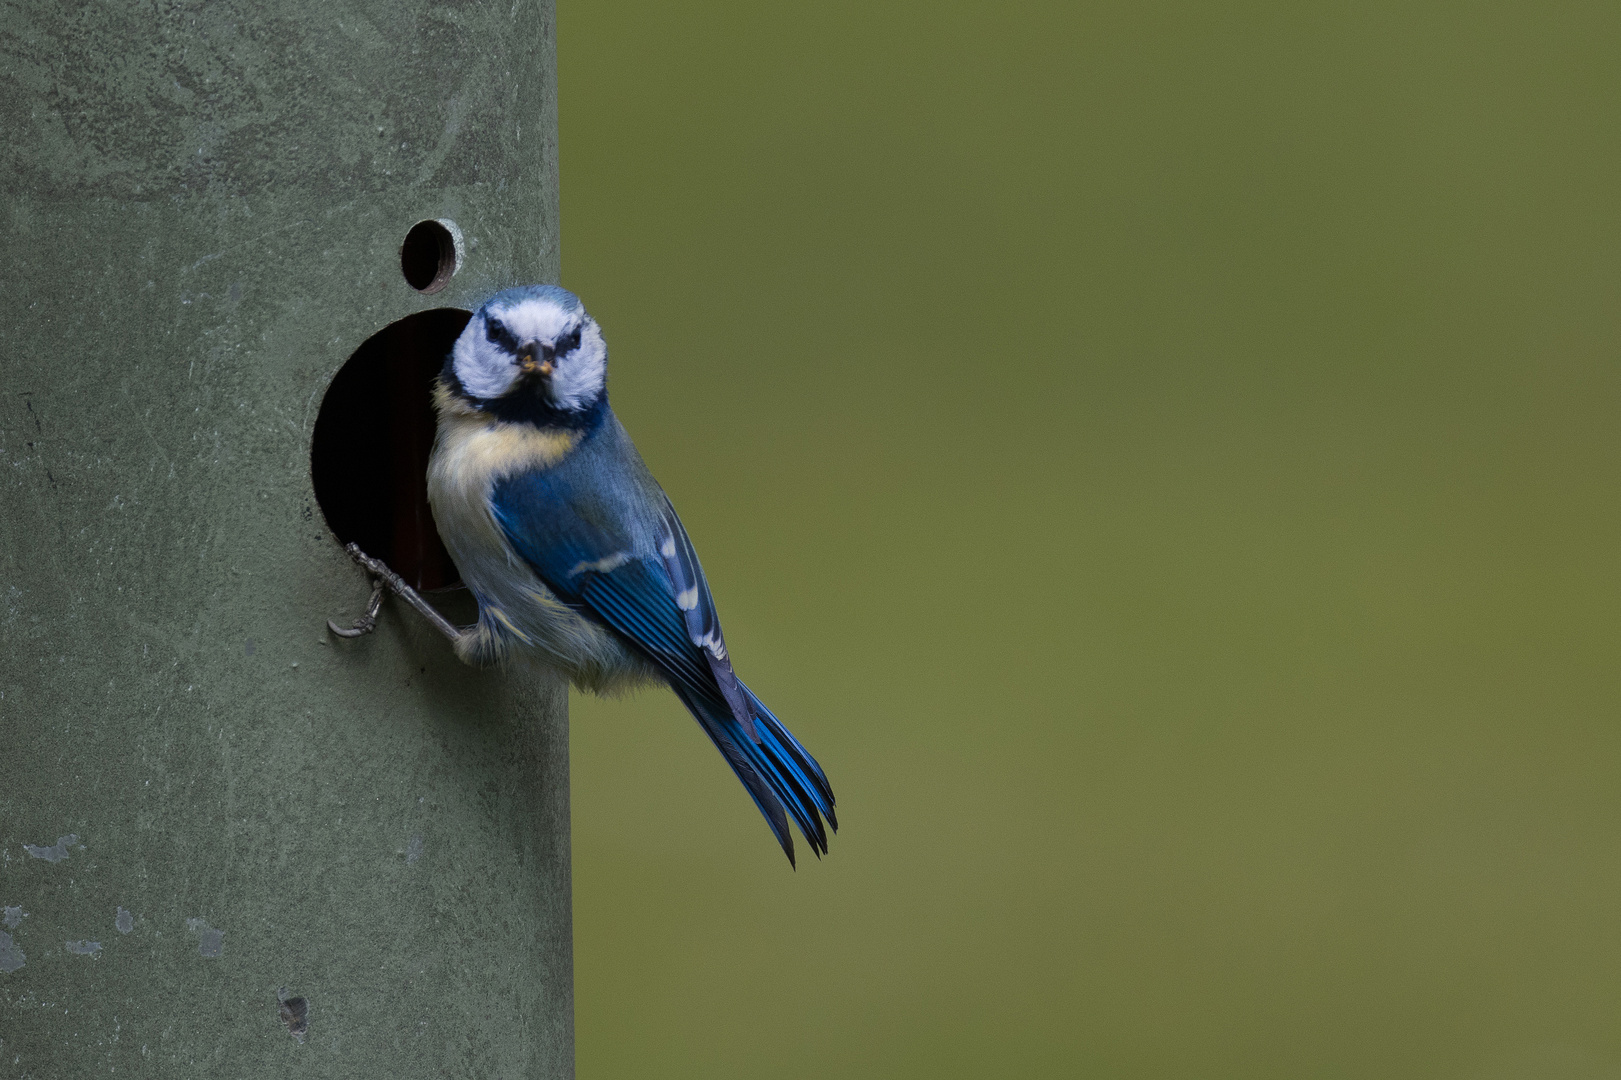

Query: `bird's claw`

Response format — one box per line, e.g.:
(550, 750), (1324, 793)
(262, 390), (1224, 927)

(328, 574), (385, 638)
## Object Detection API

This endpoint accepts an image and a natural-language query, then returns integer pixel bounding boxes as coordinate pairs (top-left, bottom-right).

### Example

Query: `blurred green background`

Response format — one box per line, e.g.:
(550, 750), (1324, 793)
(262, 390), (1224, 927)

(556, 2), (1621, 1077)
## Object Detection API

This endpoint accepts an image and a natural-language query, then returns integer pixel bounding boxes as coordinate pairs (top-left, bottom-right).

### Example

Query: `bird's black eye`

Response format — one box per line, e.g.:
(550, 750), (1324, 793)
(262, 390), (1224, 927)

(556, 326), (582, 355)
(485, 319), (520, 353)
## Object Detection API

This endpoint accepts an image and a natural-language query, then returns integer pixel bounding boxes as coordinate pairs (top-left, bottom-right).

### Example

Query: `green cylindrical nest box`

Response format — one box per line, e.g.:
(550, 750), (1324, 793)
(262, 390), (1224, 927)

(0, 2), (571, 1075)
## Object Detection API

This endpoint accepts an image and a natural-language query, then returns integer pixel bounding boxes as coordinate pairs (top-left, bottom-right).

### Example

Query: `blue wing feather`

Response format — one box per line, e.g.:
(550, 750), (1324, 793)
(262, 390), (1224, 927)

(656, 499), (758, 741)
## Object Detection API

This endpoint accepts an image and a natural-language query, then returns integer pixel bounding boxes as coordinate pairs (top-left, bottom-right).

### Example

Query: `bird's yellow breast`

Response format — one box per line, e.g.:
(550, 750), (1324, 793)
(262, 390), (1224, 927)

(426, 381), (580, 580)
(428, 382), (579, 493)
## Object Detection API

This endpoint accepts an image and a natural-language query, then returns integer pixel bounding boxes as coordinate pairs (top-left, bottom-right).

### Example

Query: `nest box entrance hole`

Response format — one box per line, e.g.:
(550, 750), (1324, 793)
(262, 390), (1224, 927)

(310, 309), (471, 591)
(401, 219), (462, 294)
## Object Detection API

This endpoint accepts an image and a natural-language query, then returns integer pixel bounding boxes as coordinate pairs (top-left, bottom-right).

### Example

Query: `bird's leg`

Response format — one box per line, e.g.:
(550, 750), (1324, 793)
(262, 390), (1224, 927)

(327, 542), (462, 643)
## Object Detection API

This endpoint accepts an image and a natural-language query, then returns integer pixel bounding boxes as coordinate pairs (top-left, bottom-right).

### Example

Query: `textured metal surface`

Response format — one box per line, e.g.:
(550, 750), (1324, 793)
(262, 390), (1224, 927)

(0, 1), (570, 1075)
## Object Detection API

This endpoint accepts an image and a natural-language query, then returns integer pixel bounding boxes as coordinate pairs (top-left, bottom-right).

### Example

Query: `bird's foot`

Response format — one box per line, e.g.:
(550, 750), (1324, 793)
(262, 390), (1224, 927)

(328, 575), (385, 638)
(327, 543), (462, 643)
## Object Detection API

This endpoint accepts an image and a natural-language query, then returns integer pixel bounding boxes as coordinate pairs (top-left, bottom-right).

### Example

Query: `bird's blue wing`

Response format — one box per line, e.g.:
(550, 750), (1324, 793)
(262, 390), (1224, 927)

(486, 468), (714, 701)
(654, 498), (758, 741)
(489, 465), (835, 862)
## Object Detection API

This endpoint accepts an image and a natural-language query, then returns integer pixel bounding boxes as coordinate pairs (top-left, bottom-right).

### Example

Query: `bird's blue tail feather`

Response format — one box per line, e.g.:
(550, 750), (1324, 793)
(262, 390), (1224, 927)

(675, 683), (836, 866)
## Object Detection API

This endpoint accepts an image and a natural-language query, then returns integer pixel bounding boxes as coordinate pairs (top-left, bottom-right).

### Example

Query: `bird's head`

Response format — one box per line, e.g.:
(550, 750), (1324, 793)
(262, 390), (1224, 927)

(448, 285), (607, 420)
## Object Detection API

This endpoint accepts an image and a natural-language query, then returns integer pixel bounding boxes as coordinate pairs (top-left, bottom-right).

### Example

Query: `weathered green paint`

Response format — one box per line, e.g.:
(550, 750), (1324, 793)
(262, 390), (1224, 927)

(0, 1), (570, 1075)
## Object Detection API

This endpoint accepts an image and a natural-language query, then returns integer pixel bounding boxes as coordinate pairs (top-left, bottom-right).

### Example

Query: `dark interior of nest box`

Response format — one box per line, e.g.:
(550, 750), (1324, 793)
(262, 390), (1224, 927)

(310, 309), (470, 592)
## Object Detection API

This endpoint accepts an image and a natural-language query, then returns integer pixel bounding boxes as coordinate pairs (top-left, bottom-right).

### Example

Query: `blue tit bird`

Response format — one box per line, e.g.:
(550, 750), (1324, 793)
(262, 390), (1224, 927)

(415, 283), (835, 865)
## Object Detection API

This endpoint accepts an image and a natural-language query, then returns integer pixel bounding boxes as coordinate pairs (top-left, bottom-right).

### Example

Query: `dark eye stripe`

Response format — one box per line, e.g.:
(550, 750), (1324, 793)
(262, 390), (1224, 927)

(557, 326), (582, 354)
(485, 318), (520, 352)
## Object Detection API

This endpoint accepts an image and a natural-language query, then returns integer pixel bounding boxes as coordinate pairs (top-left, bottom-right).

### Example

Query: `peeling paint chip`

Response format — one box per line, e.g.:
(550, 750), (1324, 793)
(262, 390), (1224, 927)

(185, 917), (225, 958)
(406, 834), (423, 865)
(1, 907), (24, 930)
(66, 940), (102, 957)
(22, 834), (78, 862)
(0, 931), (23, 973)
(115, 907), (134, 934)
(277, 987), (310, 1043)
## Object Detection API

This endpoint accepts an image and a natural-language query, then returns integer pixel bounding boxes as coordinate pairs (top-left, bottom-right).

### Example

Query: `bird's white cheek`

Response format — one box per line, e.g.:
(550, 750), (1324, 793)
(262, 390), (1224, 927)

(549, 333), (607, 411)
(452, 332), (519, 399)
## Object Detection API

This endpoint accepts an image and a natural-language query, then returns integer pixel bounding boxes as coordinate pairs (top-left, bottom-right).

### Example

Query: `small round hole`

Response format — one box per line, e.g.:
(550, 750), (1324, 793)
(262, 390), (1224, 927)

(400, 219), (462, 294)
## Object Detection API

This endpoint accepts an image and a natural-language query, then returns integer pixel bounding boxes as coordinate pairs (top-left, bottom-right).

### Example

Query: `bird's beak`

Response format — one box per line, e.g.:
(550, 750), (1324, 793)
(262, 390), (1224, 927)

(519, 354), (555, 378)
